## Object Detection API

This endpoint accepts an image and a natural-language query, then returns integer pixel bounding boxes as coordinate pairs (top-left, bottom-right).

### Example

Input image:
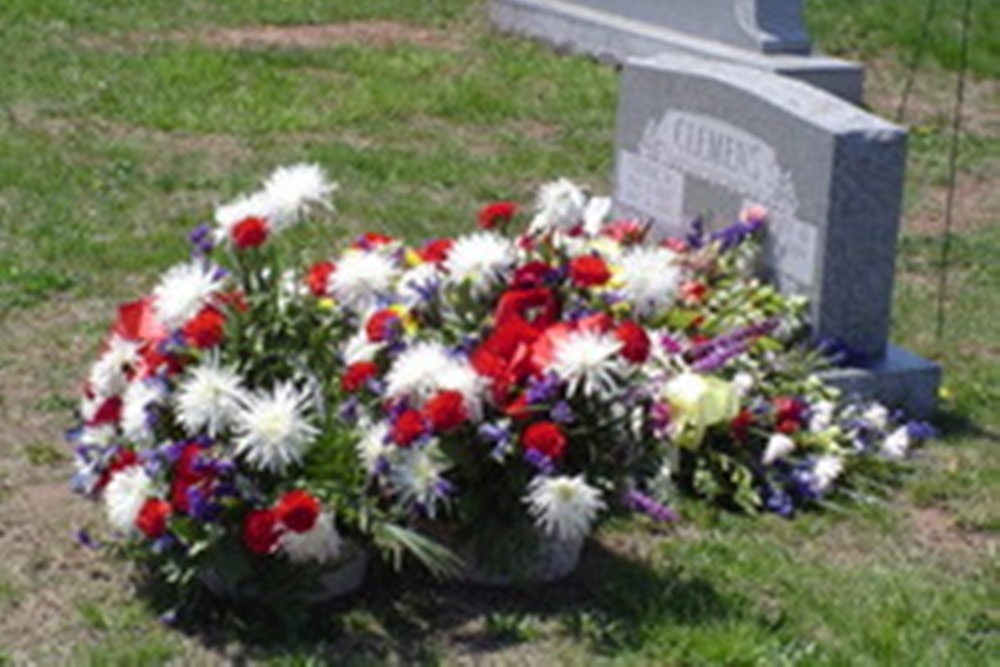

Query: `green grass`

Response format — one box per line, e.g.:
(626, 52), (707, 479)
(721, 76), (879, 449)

(0, 0), (996, 663)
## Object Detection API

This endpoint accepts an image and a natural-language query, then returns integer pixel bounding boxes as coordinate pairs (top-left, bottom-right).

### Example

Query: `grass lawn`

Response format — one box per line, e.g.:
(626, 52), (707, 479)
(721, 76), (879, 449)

(0, 0), (997, 663)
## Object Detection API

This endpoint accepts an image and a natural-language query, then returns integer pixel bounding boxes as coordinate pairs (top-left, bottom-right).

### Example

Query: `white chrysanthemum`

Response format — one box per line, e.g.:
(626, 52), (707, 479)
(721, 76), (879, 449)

(342, 330), (384, 365)
(120, 380), (165, 444)
(398, 262), (442, 307)
(279, 512), (343, 564)
(813, 455), (844, 493)
(104, 465), (153, 534)
(213, 190), (275, 243)
(548, 329), (625, 398)
(582, 196), (612, 236)
(174, 359), (246, 437)
(88, 335), (141, 398)
(762, 433), (796, 465)
(261, 163), (336, 228)
(385, 341), (452, 399)
(809, 400), (836, 433)
(881, 426), (911, 460)
(357, 421), (391, 474)
(617, 246), (683, 316)
(389, 445), (450, 519)
(444, 232), (515, 294)
(328, 250), (400, 312)
(863, 404), (890, 431)
(524, 475), (605, 542)
(529, 178), (588, 234)
(152, 261), (225, 330)
(233, 383), (319, 473)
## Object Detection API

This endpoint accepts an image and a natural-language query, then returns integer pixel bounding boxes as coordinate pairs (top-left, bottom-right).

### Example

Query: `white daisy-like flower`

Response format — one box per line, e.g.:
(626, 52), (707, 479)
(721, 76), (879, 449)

(279, 512), (343, 564)
(524, 475), (605, 542)
(548, 329), (625, 398)
(233, 382), (319, 473)
(328, 250), (400, 312)
(120, 379), (165, 444)
(342, 330), (384, 365)
(617, 246), (683, 316)
(213, 190), (275, 243)
(444, 232), (515, 294)
(152, 261), (225, 330)
(812, 455), (844, 493)
(581, 196), (612, 236)
(87, 335), (141, 398)
(881, 426), (911, 460)
(104, 465), (153, 535)
(356, 421), (391, 474)
(528, 178), (588, 234)
(174, 358), (246, 437)
(389, 445), (450, 519)
(261, 163), (336, 228)
(762, 433), (796, 465)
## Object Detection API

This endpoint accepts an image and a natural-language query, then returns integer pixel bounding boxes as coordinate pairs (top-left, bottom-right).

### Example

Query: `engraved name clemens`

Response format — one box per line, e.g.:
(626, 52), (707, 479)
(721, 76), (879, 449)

(671, 114), (765, 185)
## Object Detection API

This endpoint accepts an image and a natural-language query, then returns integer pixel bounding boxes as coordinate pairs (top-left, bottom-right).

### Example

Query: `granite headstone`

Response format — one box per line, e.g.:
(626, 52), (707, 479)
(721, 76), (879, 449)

(491, 0), (864, 103)
(613, 54), (941, 415)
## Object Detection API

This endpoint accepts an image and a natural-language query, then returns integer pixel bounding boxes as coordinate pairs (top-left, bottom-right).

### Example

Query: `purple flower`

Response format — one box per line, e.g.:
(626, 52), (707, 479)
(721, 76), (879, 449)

(906, 421), (937, 441)
(526, 372), (561, 404)
(75, 529), (102, 550)
(764, 487), (794, 517)
(622, 489), (679, 522)
(550, 401), (575, 424)
(188, 224), (215, 255)
(523, 449), (555, 474)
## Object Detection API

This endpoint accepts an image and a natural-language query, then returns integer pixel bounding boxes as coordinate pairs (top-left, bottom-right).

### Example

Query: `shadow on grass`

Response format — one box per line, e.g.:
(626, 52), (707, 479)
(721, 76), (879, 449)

(136, 534), (741, 663)
(932, 408), (1000, 444)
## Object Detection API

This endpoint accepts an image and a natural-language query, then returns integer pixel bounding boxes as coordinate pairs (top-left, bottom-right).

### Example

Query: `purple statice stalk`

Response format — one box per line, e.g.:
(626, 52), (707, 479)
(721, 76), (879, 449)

(187, 486), (222, 522)
(622, 489), (679, 522)
(764, 487), (794, 518)
(188, 223), (215, 256)
(338, 397), (360, 424)
(709, 217), (763, 251)
(526, 372), (562, 404)
(685, 217), (705, 249)
(210, 265), (229, 282)
(906, 421), (937, 440)
(75, 529), (102, 550)
(550, 401), (575, 424)
(523, 449), (555, 474)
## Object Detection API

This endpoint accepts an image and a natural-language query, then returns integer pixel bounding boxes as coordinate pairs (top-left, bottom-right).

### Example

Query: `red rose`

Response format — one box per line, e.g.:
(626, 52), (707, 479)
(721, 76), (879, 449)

(341, 361), (378, 393)
(423, 390), (468, 433)
(136, 498), (172, 538)
(275, 489), (321, 533)
(477, 201), (518, 229)
(365, 309), (401, 343)
(243, 509), (281, 555)
(569, 255), (611, 288)
(615, 320), (651, 364)
(418, 238), (453, 264)
(522, 421), (568, 460)
(231, 216), (270, 249)
(306, 261), (335, 297)
(495, 288), (559, 331)
(392, 409), (427, 447)
(182, 305), (226, 349)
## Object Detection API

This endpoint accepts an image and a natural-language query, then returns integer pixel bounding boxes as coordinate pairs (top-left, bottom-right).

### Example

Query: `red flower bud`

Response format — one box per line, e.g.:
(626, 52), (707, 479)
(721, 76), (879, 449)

(477, 201), (518, 229)
(341, 361), (378, 393)
(306, 261), (335, 297)
(231, 216), (270, 249)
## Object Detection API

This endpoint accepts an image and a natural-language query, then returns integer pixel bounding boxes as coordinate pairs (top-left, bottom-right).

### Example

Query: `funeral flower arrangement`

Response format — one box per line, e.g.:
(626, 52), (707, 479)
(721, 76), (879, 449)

(69, 165), (932, 598)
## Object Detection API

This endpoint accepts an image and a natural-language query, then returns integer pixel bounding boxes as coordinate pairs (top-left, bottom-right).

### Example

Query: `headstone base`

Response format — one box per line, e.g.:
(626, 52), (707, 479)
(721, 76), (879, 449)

(491, 0), (864, 104)
(818, 345), (941, 419)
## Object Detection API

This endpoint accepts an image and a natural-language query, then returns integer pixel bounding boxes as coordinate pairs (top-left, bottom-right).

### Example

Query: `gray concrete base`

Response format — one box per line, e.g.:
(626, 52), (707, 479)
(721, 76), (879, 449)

(818, 345), (942, 419)
(491, 0), (864, 104)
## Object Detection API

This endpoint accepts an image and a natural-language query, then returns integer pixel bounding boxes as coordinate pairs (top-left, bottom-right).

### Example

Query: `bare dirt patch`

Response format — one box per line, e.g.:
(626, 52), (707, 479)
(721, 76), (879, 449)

(903, 172), (1000, 236)
(86, 21), (463, 53)
(909, 506), (997, 561)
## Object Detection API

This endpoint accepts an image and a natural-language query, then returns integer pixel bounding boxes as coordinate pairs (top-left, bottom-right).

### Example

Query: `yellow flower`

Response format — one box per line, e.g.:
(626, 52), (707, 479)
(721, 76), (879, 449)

(663, 372), (740, 448)
(404, 248), (424, 267)
(388, 304), (418, 335)
(316, 298), (335, 312)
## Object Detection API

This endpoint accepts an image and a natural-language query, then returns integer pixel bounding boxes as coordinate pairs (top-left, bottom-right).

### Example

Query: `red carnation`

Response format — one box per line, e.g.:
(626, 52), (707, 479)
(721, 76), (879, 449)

(522, 421), (568, 460)
(418, 238), (453, 264)
(495, 287), (559, 330)
(423, 390), (468, 433)
(243, 509), (281, 555)
(478, 201), (518, 229)
(136, 498), (172, 538)
(569, 255), (611, 288)
(392, 409), (427, 447)
(275, 489), (321, 533)
(182, 305), (226, 349)
(231, 216), (270, 249)
(365, 309), (401, 343)
(341, 361), (378, 393)
(306, 261), (335, 297)
(615, 320), (651, 364)
(512, 261), (552, 289)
